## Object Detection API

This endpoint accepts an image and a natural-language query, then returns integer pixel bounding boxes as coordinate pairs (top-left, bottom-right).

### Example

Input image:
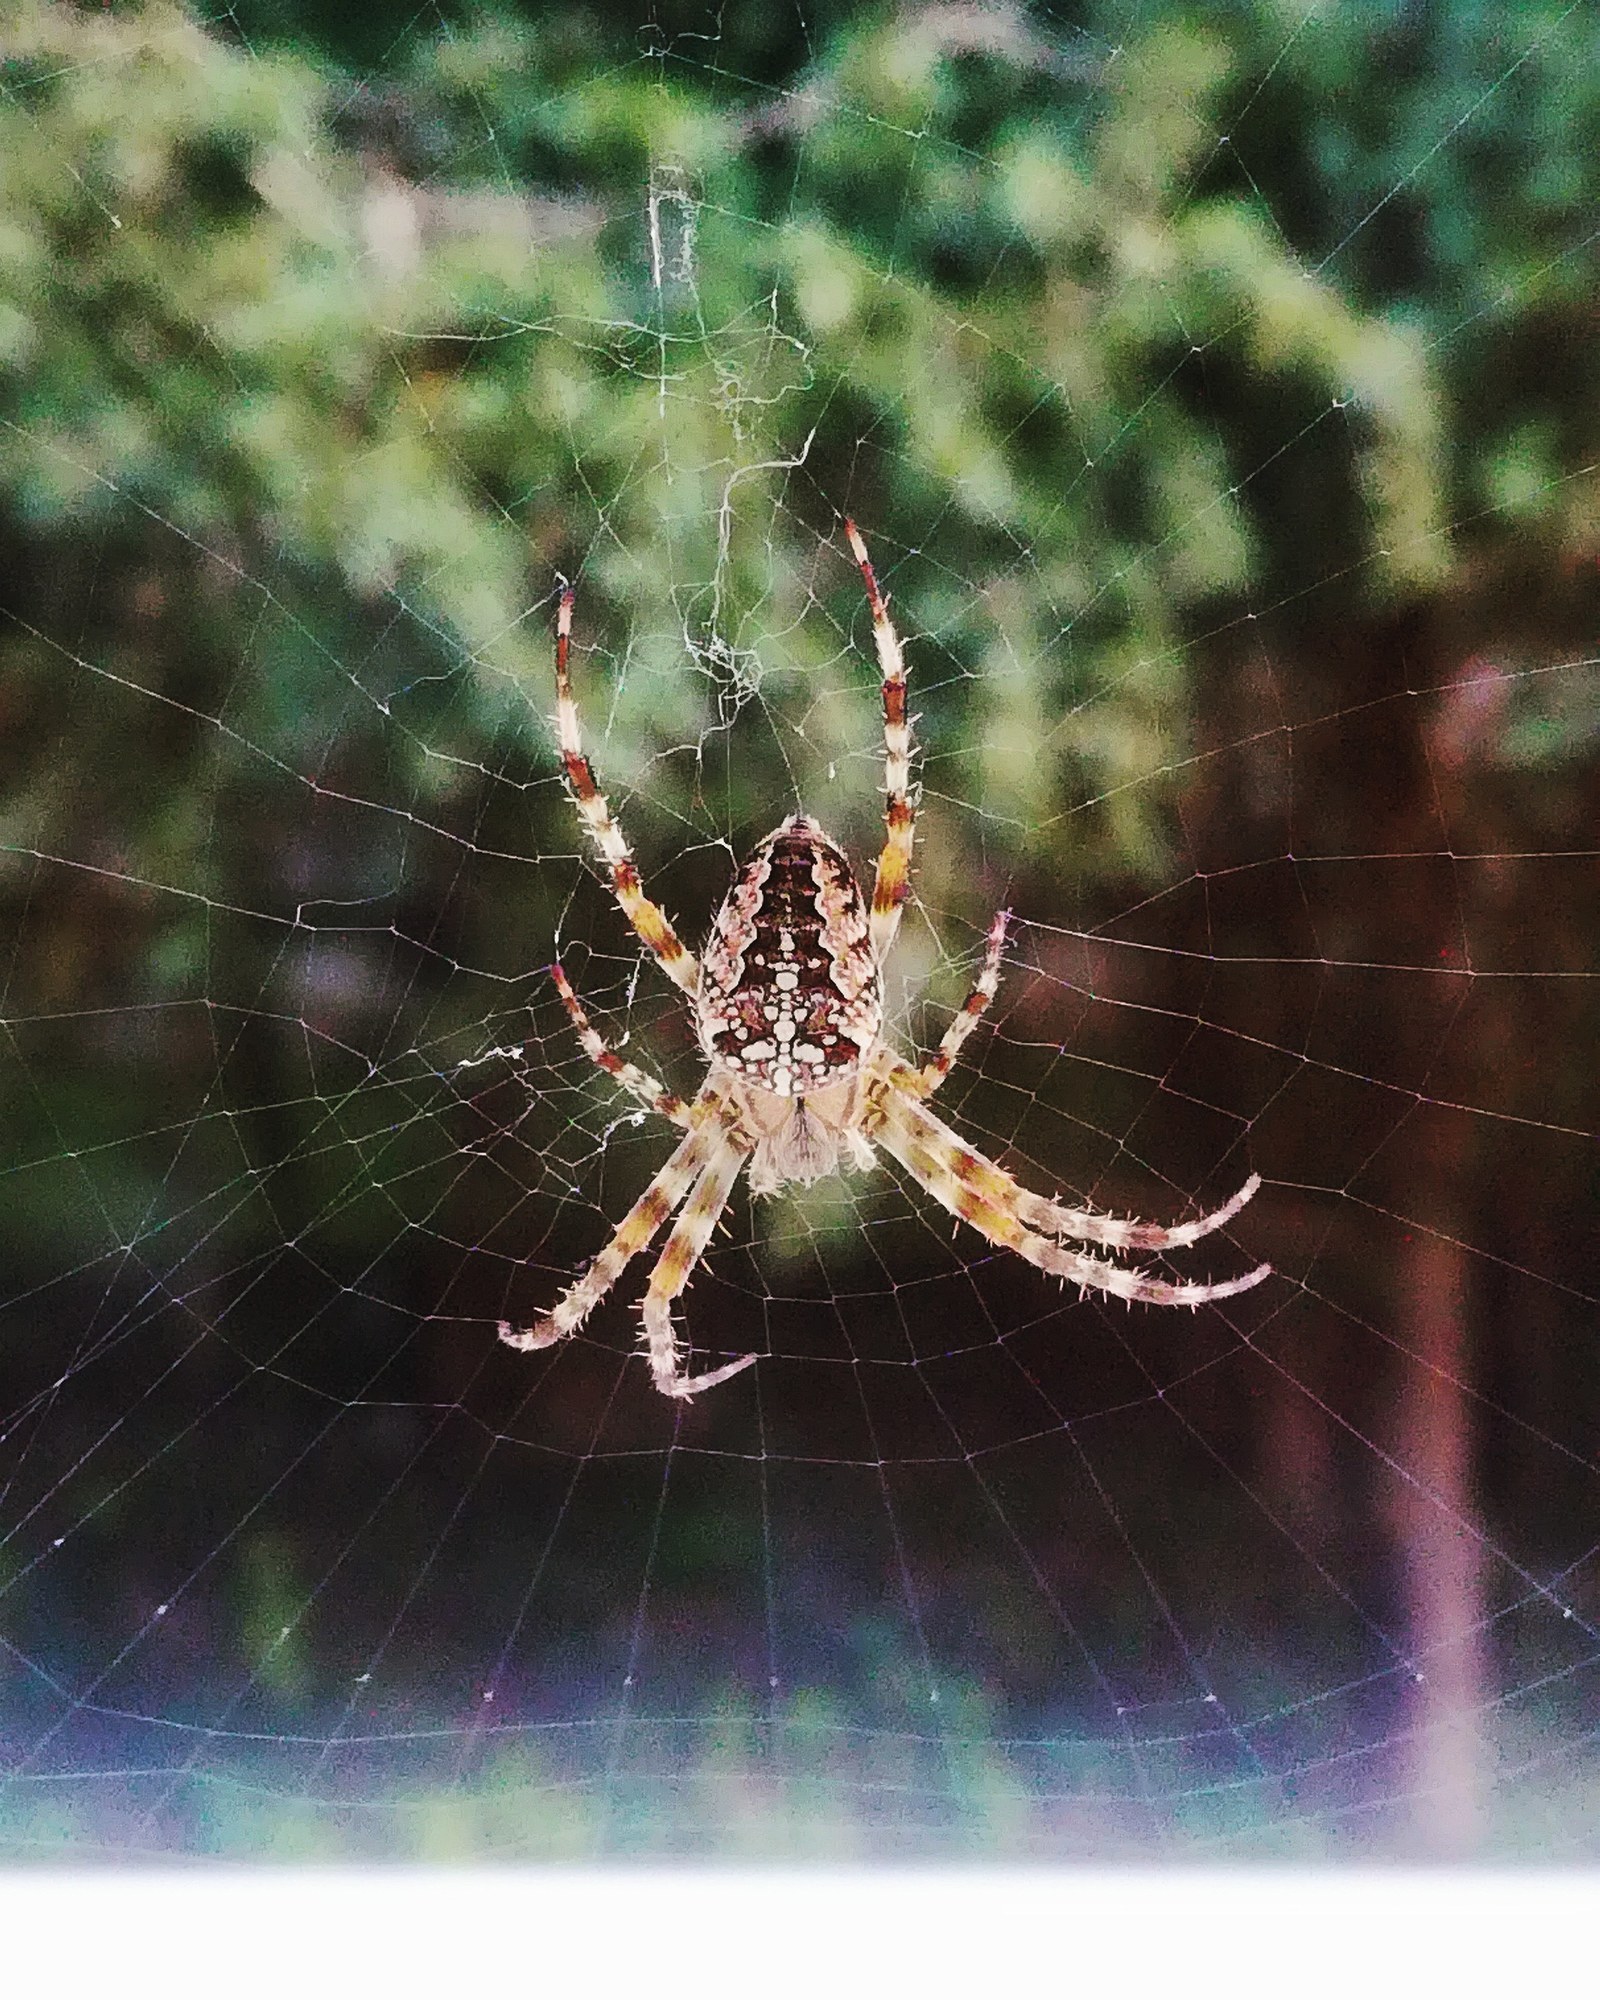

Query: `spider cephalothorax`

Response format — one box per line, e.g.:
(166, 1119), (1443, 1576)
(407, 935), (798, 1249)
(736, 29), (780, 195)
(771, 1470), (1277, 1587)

(499, 522), (1269, 1398)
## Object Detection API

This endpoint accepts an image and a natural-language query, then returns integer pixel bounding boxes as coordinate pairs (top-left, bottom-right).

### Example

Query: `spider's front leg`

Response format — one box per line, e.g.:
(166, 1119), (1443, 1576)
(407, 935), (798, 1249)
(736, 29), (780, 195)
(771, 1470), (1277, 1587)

(845, 520), (917, 966)
(550, 584), (701, 997)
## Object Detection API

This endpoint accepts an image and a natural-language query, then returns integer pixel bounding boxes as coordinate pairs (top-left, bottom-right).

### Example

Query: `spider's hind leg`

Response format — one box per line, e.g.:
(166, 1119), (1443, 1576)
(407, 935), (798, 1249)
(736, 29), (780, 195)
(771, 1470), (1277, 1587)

(639, 1128), (758, 1397)
(885, 1057), (1261, 1255)
(498, 1117), (713, 1356)
(873, 1083), (1270, 1306)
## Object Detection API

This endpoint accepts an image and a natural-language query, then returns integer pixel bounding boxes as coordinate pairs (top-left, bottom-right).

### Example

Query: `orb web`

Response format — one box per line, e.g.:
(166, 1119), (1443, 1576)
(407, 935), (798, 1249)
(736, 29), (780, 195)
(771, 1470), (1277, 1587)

(1, 0), (1596, 1864)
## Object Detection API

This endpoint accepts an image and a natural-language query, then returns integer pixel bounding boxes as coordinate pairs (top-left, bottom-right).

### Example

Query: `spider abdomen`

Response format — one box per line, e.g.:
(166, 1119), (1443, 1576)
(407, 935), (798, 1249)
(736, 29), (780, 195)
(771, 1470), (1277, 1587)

(697, 814), (881, 1098)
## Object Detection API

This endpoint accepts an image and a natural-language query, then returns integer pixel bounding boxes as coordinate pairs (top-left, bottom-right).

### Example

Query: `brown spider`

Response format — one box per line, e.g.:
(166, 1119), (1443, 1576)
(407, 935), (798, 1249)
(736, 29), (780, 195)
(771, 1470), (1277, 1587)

(499, 522), (1269, 1397)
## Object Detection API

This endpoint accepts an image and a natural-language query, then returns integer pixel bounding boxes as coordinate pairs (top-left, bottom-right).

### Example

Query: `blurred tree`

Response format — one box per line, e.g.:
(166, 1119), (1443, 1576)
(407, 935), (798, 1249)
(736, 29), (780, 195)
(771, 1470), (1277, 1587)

(1, 0), (1593, 1308)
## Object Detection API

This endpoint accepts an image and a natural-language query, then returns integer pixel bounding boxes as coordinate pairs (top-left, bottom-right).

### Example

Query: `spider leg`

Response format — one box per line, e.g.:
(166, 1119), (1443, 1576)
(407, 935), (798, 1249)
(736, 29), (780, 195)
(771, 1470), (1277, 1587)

(873, 1089), (1270, 1307)
(639, 1127), (759, 1398)
(551, 585), (700, 996)
(845, 521), (916, 966)
(914, 908), (1010, 1098)
(883, 1057), (1262, 1253)
(498, 1114), (717, 1356)
(551, 963), (691, 1128)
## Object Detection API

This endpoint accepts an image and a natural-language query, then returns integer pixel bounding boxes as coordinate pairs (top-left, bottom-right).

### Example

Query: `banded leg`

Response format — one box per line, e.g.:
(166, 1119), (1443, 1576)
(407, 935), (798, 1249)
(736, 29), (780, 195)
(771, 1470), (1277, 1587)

(874, 1086), (1269, 1300)
(915, 908), (1010, 1097)
(639, 1131), (758, 1397)
(552, 585), (699, 996)
(845, 520), (916, 964)
(881, 1058), (1262, 1253)
(551, 964), (690, 1128)
(498, 1116), (716, 1355)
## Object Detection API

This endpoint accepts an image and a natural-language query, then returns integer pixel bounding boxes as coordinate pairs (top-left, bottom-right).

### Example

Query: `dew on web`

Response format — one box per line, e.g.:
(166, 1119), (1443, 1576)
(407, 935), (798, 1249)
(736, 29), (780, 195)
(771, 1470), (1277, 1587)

(0, 0), (1597, 1871)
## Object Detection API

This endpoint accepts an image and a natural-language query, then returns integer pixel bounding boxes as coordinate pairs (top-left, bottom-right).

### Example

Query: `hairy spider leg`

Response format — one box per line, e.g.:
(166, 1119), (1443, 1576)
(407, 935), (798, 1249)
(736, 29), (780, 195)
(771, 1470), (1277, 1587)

(873, 1082), (1271, 1302)
(845, 521), (917, 966)
(498, 1114), (719, 1355)
(552, 585), (700, 996)
(550, 963), (691, 1128)
(913, 908), (1011, 1097)
(639, 1131), (759, 1397)
(880, 1059), (1265, 1254)
(1000, 1161), (1266, 1254)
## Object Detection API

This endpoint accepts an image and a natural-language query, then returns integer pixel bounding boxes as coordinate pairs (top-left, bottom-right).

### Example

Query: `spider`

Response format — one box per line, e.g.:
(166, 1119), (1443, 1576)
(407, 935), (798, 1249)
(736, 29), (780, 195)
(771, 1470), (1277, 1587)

(499, 522), (1270, 1398)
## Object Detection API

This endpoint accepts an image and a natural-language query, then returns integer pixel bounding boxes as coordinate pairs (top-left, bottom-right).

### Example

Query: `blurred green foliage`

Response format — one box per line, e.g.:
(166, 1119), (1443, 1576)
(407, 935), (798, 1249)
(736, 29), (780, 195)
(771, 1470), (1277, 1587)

(0, 0), (1595, 1263)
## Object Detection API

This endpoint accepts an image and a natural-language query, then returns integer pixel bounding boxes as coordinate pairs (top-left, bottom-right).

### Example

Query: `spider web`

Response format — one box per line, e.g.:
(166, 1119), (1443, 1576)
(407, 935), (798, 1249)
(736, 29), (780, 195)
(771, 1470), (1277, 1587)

(1, 0), (1597, 1868)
